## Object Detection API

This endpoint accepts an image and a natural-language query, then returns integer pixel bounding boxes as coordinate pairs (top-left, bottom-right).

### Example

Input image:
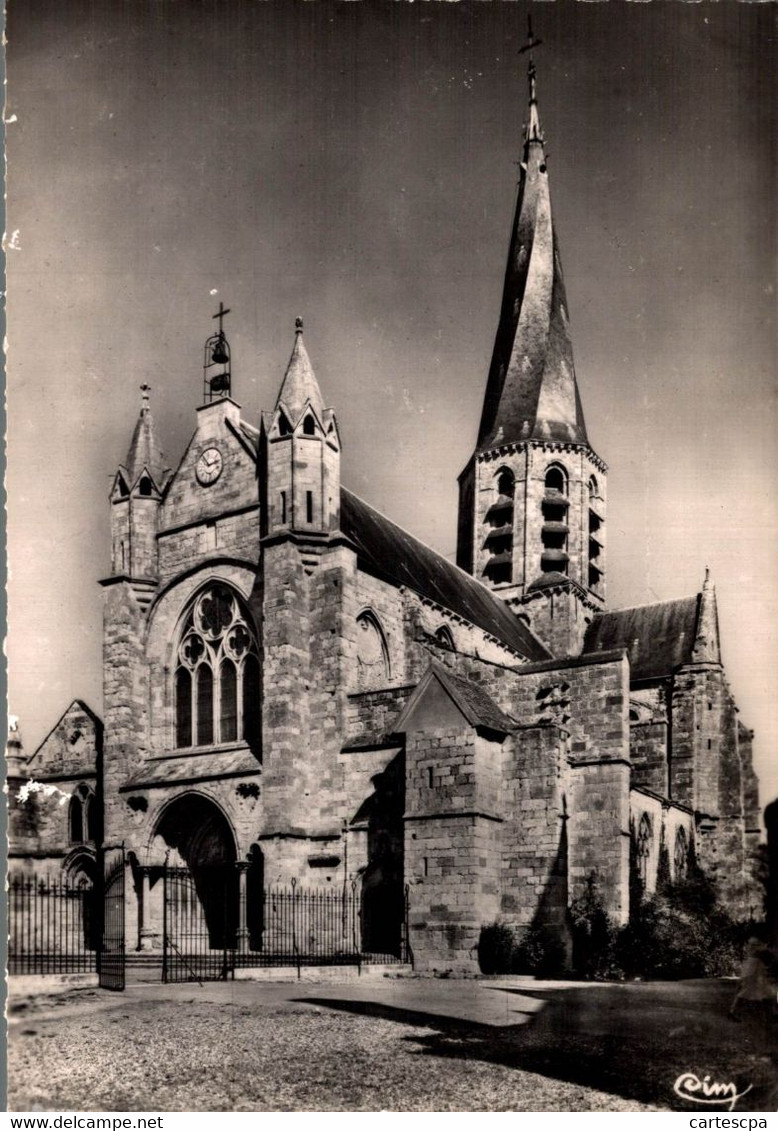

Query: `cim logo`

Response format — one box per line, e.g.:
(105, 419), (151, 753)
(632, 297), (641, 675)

(673, 1072), (753, 1111)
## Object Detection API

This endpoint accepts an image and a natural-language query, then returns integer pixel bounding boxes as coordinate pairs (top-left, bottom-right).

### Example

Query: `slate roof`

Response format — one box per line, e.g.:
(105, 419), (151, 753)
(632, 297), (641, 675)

(340, 487), (549, 662)
(431, 664), (516, 733)
(275, 324), (325, 426)
(121, 749), (260, 790)
(123, 395), (169, 488)
(582, 596), (701, 682)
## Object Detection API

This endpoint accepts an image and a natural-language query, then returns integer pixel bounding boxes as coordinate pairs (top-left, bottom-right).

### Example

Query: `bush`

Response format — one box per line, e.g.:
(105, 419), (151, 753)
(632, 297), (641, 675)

(477, 921), (515, 974)
(512, 924), (567, 976)
(477, 920), (567, 976)
(479, 871), (760, 982)
(569, 874), (620, 980)
(617, 888), (740, 979)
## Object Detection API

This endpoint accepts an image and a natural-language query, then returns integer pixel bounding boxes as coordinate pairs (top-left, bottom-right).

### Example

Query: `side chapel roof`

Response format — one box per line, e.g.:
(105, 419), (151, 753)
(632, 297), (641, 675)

(582, 576), (721, 681)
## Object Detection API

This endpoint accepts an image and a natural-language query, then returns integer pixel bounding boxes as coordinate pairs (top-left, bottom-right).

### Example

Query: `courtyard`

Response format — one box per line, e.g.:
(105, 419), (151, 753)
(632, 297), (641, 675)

(7, 975), (777, 1112)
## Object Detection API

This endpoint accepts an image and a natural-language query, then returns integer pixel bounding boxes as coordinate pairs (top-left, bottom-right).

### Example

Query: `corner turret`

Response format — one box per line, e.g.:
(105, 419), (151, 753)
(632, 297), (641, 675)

(108, 384), (168, 602)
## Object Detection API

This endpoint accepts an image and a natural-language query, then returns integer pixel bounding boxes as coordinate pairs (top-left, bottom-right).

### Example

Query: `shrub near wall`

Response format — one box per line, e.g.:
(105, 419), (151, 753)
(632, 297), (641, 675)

(478, 871), (757, 980)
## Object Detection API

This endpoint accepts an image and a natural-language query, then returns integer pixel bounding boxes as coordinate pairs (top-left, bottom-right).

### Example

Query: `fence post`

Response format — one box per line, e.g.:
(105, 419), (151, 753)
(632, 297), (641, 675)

(161, 857), (168, 983)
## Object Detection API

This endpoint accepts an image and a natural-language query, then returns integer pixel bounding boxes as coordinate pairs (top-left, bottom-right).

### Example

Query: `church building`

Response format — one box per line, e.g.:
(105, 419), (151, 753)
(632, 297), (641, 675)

(8, 44), (762, 971)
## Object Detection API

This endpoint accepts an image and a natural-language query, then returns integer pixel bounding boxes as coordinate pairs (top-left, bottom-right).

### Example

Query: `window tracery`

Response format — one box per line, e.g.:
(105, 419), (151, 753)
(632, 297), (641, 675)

(175, 584), (260, 750)
(674, 826), (688, 882)
(636, 813), (652, 887)
(356, 611), (390, 689)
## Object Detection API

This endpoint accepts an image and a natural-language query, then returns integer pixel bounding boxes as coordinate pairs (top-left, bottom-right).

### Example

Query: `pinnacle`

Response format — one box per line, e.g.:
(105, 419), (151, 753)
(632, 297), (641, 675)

(275, 319), (325, 425)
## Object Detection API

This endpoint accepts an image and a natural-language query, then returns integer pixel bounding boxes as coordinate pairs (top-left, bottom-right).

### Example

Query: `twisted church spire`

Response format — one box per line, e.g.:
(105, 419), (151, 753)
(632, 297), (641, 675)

(476, 24), (588, 452)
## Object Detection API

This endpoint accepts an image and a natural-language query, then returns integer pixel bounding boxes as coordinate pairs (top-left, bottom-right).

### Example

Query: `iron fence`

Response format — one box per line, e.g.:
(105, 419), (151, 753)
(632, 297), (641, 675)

(8, 873), (98, 975)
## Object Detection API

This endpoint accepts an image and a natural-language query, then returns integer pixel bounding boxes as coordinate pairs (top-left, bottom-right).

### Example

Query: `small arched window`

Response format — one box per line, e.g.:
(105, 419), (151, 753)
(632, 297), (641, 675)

(356, 610), (390, 690)
(497, 468), (514, 499)
(302, 415), (316, 436)
(544, 465), (567, 495)
(68, 784), (95, 845)
(674, 827), (688, 882)
(588, 475), (599, 501)
(434, 625), (455, 651)
(636, 813), (652, 887)
(175, 584), (261, 751)
(138, 476), (153, 497)
(278, 412), (292, 437)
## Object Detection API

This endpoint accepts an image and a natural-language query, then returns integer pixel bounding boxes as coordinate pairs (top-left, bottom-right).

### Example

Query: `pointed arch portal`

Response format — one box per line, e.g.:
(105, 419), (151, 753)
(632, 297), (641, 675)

(153, 793), (238, 948)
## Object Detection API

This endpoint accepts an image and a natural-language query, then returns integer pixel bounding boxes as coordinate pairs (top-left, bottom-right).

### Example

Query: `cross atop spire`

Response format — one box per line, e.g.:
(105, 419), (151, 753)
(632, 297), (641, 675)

(519, 15), (544, 143)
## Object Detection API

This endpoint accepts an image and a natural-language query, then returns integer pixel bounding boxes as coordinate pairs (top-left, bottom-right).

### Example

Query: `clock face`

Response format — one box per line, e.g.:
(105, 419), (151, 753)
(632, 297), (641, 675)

(195, 447), (223, 486)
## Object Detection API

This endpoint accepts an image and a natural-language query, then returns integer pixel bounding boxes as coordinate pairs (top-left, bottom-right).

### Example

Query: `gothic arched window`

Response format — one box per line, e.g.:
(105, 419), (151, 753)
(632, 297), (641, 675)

(68, 784), (95, 845)
(175, 584), (260, 750)
(356, 610), (390, 690)
(435, 625), (455, 651)
(636, 813), (652, 887)
(674, 827), (688, 882)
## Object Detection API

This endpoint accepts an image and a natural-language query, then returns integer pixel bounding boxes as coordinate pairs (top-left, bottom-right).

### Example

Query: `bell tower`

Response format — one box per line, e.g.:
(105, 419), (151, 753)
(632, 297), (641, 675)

(457, 22), (606, 657)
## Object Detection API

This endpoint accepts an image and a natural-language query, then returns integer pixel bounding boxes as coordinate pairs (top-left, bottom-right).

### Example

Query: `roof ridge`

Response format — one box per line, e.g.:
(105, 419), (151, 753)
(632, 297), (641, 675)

(597, 594), (699, 616)
(341, 485), (508, 595)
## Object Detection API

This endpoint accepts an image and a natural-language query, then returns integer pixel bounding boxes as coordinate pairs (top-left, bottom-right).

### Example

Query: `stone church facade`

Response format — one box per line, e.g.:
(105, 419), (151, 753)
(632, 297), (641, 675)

(9, 53), (762, 970)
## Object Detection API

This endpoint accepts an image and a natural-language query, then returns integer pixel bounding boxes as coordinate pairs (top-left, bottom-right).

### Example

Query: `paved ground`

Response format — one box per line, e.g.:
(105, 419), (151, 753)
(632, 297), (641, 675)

(7, 975), (777, 1112)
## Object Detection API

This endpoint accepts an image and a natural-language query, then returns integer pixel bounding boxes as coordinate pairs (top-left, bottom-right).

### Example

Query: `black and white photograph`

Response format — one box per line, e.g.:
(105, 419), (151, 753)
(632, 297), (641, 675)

(5, 0), (777, 1115)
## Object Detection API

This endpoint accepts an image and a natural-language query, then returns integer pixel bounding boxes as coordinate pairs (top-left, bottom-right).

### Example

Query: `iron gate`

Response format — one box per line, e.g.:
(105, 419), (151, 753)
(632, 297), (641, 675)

(162, 864), (412, 983)
(98, 846), (126, 990)
(163, 864), (237, 983)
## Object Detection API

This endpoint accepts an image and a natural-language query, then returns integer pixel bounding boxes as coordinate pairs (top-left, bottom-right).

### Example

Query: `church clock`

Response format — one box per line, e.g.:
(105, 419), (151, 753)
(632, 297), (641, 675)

(195, 446), (223, 486)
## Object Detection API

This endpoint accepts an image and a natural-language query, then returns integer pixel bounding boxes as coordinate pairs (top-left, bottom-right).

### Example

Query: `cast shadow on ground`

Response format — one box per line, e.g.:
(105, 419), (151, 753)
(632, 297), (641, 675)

(299, 984), (777, 1111)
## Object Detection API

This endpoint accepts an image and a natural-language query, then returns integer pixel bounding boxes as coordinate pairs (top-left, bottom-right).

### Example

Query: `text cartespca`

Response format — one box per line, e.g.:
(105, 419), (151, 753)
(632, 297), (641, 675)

(690, 1121), (767, 1129)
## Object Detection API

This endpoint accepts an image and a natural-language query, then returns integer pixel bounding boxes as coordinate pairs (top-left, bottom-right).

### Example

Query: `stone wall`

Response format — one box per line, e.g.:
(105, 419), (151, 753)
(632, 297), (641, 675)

(404, 726), (503, 970)
(101, 582), (149, 847)
(501, 724), (568, 934)
(630, 719), (668, 795)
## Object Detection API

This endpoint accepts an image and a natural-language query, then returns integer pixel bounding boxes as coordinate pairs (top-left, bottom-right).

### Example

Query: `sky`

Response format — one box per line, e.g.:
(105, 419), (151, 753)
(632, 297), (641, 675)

(6, 1), (777, 808)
